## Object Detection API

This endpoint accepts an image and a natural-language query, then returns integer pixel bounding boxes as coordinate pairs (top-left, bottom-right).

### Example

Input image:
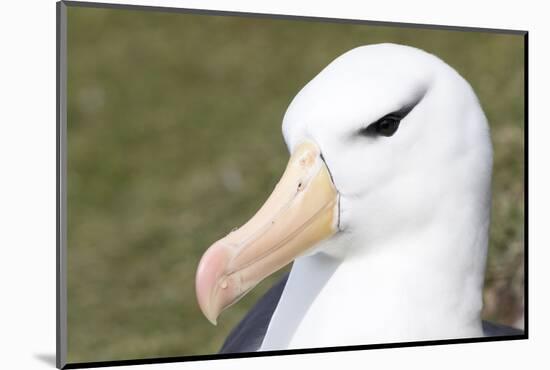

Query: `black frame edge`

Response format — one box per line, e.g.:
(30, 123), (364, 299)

(62, 335), (527, 369)
(62, 0), (527, 35)
(523, 32), (529, 338)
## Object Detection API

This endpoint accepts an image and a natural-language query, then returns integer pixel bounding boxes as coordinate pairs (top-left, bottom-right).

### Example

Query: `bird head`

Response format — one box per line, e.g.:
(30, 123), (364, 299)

(195, 43), (492, 325)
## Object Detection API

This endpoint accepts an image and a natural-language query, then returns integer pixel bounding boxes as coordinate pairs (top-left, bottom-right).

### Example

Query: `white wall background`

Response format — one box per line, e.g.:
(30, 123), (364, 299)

(0, 0), (547, 369)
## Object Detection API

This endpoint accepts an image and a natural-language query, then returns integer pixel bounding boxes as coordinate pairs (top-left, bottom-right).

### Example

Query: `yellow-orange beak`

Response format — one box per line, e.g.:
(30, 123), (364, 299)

(195, 141), (339, 324)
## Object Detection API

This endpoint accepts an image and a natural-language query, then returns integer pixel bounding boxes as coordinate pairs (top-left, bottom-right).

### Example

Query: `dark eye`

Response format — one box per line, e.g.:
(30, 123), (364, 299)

(358, 92), (426, 139)
(360, 113), (402, 137)
(375, 115), (401, 137)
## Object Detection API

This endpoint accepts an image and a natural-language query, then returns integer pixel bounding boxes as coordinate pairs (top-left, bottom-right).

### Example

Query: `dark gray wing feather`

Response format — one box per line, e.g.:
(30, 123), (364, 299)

(219, 273), (290, 353)
(482, 320), (524, 336)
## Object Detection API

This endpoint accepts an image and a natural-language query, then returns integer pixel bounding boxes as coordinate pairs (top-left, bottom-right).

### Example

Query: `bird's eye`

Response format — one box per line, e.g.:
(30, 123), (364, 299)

(375, 115), (401, 137)
(360, 113), (402, 137)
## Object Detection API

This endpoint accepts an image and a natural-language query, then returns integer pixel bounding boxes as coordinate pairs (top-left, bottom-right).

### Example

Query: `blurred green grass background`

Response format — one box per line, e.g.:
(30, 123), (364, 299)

(66, 5), (525, 363)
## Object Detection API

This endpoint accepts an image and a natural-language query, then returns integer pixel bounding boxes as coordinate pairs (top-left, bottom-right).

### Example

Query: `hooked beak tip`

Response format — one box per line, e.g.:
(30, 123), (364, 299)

(195, 243), (231, 325)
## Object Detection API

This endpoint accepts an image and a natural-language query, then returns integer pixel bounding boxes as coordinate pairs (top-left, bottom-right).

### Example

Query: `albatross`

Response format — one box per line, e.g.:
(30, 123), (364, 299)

(195, 43), (523, 353)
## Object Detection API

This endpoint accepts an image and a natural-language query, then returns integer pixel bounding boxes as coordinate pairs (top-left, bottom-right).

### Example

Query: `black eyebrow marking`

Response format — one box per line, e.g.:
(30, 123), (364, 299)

(384, 87), (428, 120)
(391, 101), (418, 119)
(358, 88), (427, 137)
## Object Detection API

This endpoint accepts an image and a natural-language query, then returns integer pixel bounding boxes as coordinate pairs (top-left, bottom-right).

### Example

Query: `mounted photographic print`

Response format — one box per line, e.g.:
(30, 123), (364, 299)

(56, 1), (527, 368)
